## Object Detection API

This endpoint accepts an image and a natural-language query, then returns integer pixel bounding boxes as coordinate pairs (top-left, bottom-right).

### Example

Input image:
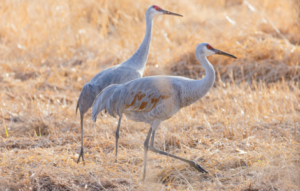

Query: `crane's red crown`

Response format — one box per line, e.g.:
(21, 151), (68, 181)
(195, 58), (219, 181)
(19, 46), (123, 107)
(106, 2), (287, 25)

(153, 5), (162, 11)
(206, 44), (214, 50)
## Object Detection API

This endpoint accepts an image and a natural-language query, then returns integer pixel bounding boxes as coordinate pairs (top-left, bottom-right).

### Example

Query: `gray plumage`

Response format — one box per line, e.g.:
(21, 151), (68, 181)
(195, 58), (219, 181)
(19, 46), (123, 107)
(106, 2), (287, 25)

(92, 42), (237, 181)
(76, 65), (141, 115)
(76, 5), (183, 164)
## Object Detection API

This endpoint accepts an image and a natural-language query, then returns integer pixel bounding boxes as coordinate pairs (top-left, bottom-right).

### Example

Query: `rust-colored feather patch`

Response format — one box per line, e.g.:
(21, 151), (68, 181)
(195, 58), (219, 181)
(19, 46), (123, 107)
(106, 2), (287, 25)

(125, 91), (171, 111)
(139, 102), (148, 110)
(125, 91), (146, 109)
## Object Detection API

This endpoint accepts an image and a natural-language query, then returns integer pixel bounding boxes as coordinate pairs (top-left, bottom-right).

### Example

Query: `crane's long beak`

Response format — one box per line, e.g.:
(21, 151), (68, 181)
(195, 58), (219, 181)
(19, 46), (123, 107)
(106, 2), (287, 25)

(163, 10), (183, 17)
(214, 49), (237, 59)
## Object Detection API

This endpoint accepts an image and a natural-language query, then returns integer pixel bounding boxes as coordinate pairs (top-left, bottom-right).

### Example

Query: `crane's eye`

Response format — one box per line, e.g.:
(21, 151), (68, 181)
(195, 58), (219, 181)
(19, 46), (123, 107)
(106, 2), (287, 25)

(153, 5), (162, 11)
(206, 44), (214, 50)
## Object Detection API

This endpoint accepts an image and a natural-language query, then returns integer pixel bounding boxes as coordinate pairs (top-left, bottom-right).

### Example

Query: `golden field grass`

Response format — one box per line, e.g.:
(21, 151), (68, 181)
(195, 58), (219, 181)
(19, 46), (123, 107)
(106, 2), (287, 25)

(0, 0), (300, 190)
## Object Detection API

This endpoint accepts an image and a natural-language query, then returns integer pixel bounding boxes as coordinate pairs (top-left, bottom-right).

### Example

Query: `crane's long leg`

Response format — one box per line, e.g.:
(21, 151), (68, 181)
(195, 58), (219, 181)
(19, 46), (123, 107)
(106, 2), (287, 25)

(143, 127), (152, 182)
(149, 130), (208, 173)
(77, 114), (85, 164)
(115, 115), (122, 163)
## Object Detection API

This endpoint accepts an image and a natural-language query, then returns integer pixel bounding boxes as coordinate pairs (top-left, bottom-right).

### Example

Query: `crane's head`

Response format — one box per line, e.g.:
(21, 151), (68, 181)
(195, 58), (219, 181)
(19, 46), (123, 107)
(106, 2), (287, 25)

(146, 5), (183, 18)
(196, 43), (237, 59)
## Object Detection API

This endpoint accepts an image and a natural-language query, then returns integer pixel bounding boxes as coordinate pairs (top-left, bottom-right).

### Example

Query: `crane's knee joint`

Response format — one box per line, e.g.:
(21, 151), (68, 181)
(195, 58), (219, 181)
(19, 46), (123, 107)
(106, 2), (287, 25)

(115, 131), (120, 139)
(144, 141), (149, 149)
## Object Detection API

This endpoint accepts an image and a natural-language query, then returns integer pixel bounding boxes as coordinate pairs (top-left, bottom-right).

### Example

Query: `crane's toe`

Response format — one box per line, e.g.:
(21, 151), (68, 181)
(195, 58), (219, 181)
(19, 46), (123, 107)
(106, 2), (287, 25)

(77, 147), (85, 165)
(190, 161), (208, 173)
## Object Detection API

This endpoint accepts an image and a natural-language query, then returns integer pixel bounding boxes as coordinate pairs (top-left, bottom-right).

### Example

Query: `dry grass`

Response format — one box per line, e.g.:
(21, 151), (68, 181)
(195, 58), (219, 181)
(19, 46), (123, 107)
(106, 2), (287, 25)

(0, 0), (300, 190)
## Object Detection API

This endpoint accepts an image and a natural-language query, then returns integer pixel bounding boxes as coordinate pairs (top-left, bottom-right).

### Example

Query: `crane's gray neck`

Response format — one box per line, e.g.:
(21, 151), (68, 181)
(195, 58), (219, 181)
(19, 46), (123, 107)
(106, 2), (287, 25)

(186, 54), (215, 103)
(122, 15), (153, 74)
(196, 54), (215, 89)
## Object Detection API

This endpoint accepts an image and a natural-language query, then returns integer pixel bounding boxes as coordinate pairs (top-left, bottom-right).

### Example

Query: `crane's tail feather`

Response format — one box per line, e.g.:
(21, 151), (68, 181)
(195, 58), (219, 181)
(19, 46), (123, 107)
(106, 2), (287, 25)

(92, 84), (121, 122)
(76, 84), (96, 116)
(108, 87), (128, 116)
(76, 99), (79, 114)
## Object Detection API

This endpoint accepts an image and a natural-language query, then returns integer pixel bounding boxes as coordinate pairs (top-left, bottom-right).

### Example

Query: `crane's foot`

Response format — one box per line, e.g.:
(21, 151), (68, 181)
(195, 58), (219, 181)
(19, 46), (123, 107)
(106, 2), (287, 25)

(190, 161), (208, 173)
(77, 147), (85, 165)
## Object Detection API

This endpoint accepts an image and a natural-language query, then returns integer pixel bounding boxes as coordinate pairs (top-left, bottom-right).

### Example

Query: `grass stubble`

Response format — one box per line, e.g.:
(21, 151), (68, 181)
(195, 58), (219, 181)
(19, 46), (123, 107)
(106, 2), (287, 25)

(0, 0), (300, 190)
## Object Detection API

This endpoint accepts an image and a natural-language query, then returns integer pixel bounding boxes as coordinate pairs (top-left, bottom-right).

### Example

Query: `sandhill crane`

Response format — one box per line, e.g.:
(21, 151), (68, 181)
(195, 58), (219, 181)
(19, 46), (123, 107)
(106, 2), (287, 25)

(76, 5), (182, 164)
(92, 42), (237, 181)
